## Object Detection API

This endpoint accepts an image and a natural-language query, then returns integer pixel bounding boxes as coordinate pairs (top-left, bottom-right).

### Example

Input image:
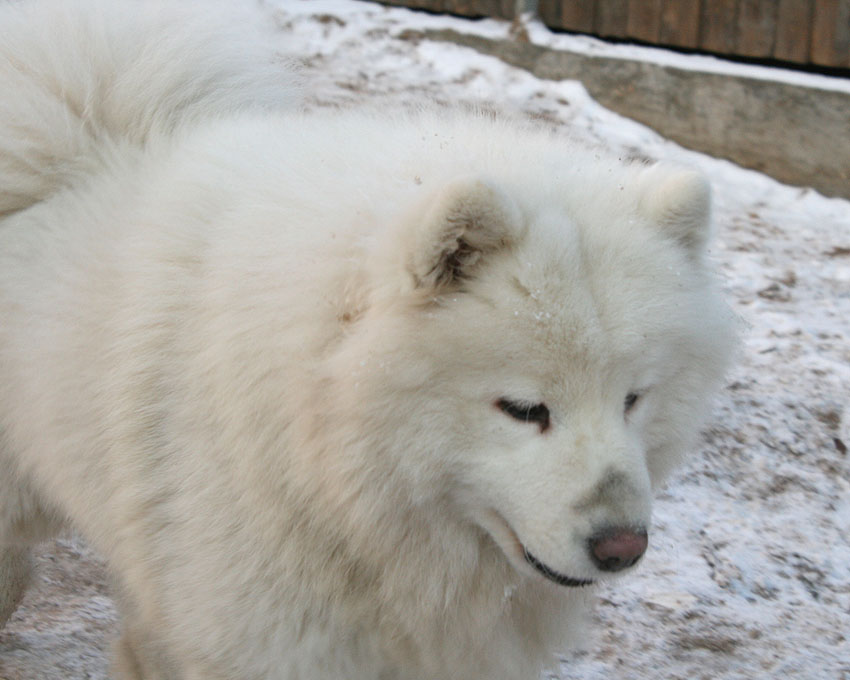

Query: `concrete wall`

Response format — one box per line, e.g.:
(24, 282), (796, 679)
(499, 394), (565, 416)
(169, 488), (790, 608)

(405, 28), (850, 199)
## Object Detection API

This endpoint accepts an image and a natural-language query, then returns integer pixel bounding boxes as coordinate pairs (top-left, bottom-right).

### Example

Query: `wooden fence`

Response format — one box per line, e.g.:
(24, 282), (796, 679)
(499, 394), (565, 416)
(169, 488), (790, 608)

(539, 0), (850, 69)
(373, 0), (850, 68)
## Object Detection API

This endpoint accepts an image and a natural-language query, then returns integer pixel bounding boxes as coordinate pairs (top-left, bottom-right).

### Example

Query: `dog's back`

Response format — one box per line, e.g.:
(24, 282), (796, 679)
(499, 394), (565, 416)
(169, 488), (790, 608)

(0, 0), (295, 639)
(0, 0), (296, 218)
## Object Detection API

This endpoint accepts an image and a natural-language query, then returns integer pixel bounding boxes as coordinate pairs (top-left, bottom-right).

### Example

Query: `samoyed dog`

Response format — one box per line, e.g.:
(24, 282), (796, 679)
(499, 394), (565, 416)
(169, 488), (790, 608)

(0, 2), (735, 678)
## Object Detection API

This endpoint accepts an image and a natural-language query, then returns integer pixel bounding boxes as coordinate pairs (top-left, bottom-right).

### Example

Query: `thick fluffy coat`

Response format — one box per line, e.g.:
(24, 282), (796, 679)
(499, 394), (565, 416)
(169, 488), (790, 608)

(0, 2), (735, 678)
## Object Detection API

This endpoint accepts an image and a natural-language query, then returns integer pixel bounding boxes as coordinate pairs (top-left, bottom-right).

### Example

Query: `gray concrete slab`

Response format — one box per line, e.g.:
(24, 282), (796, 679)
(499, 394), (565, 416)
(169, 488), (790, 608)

(403, 28), (850, 199)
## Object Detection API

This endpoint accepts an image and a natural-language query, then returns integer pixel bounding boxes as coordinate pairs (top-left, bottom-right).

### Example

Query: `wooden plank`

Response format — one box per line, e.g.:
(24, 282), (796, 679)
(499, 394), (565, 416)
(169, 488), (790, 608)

(774, 0), (813, 63)
(660, 0), (701, 49)
(595, 0), (629, 38)
(539, 0), (597, 32)
(376, 1), (444, 12)
(700, 0), (739, 54)
(736, 0), (778, 57)
(626, 0), (663, 42)
(563, 0), (597, 32)
(811, 0), (850, 67)
(376, 0), (512, 18)
(446, 0), (512, 17)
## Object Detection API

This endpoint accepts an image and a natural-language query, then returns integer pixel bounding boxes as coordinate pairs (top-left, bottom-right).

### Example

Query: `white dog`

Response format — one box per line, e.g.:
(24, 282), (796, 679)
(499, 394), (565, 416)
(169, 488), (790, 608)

(0, 2), (735, 678)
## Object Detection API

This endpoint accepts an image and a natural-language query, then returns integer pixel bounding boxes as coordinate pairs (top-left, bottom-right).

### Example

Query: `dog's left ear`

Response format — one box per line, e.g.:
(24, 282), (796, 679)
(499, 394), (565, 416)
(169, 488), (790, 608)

(638, 165), (712, 258)
(407, 177), (520, 290)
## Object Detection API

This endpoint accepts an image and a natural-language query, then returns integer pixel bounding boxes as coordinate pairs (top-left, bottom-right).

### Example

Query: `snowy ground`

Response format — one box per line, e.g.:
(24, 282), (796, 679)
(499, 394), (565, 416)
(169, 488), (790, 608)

(1, 1), (849, 679)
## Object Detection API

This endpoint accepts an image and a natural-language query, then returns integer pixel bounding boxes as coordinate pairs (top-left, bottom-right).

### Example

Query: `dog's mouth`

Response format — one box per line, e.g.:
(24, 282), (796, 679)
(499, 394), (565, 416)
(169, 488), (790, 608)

(522, 548), (594, 588)
(486, 510), (595, 588)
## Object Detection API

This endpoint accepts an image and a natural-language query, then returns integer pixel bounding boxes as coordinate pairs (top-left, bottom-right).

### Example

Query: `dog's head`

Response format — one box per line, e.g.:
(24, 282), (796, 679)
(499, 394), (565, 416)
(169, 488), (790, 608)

(336, 159), (734, 589)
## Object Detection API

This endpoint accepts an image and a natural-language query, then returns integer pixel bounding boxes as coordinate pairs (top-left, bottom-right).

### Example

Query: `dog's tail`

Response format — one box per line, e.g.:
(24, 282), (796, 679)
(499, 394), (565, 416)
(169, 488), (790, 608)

(0, 0), (297, 217)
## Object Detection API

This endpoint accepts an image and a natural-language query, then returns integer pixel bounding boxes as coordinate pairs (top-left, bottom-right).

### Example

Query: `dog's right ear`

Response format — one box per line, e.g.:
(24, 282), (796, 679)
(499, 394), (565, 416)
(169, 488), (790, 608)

(406, 177), (521, 290)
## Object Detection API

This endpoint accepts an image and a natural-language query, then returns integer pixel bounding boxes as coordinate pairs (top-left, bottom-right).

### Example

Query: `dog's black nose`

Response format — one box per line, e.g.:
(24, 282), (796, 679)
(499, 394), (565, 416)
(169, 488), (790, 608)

(588, 527), (648, 572)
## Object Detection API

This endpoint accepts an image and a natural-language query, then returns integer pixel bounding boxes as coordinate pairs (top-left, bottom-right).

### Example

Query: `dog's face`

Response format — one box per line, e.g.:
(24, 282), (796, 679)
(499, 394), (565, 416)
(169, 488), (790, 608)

(344, 167), (734, 589)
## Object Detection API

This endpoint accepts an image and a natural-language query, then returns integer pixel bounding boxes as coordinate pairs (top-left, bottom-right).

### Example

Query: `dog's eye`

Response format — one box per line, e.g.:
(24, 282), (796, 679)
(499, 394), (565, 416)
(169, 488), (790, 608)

(496, 398), (550, 432)
(624, 392), (640, 414)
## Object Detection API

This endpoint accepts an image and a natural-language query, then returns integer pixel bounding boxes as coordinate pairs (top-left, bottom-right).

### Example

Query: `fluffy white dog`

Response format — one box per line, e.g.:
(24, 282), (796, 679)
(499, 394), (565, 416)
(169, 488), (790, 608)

(0, 2), (735, 678)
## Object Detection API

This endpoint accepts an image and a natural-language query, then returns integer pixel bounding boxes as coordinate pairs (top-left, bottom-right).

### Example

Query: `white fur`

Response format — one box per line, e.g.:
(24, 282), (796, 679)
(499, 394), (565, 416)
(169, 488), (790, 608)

(0, 2), (736, 679)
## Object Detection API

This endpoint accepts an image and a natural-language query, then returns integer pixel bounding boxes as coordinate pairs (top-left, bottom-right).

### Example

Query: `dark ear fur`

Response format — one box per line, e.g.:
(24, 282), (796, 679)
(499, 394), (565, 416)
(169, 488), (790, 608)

(638, 165), (712, 258)
(408, 178), (520, 290)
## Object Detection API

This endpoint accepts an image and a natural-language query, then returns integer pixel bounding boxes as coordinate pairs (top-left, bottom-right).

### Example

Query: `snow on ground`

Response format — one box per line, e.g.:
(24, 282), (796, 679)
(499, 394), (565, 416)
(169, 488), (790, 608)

(1, 1), (848, 679)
